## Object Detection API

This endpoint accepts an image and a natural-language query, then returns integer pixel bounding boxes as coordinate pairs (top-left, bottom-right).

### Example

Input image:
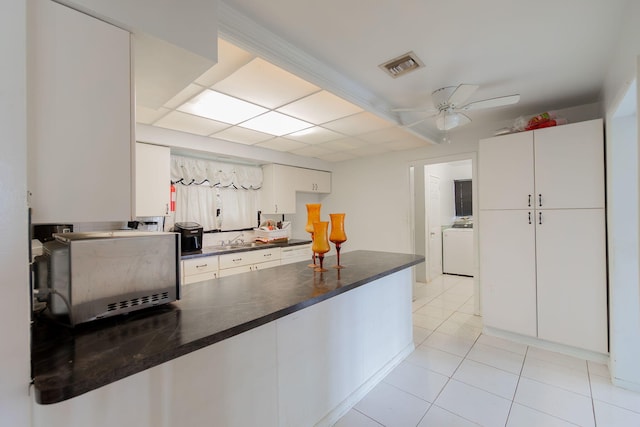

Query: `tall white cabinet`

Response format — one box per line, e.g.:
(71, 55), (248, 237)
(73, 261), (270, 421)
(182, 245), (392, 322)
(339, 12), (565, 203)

(479, 119), (607, 354)
(28, 0), (132, 223)
(135, 142), (170, 217)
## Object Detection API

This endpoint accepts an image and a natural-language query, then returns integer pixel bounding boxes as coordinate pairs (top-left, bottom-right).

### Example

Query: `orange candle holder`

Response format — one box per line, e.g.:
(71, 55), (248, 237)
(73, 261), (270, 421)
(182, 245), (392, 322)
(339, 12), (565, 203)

(305, 204), (321, 268)
(312, 221), (330, 272)
(329, 213), (347, 269)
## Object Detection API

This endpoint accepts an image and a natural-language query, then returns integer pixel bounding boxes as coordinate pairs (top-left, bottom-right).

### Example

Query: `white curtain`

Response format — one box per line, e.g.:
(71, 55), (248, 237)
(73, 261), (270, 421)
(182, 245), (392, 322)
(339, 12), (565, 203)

(219, 188), (258, 231)
(171, 156), (263, 189)
(174, 184), (219, 231)
(171, 156), (262, 231)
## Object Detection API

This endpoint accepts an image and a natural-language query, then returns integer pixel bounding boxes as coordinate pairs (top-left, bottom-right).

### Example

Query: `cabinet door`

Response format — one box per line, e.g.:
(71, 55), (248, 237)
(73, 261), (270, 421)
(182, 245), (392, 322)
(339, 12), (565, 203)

(296, 168), (331, 193)
(260, 164), (296, 214)
(479, 209), (537, 337)
(135, 143), (170, 217)
(534, 119), (604, 209)
(28, 0), (132, 223)
(536, 209), (607, 353)
(479, 132), (534, 210)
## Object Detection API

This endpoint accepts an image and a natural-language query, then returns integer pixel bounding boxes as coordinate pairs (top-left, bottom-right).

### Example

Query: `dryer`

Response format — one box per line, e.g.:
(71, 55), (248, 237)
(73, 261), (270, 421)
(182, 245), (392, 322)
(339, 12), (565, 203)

(442, 227), (474, 276)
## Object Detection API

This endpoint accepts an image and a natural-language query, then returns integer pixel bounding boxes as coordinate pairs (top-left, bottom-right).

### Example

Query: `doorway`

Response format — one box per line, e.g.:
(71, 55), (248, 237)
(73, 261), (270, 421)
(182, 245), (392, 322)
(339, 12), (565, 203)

(411, 153), (480, 314)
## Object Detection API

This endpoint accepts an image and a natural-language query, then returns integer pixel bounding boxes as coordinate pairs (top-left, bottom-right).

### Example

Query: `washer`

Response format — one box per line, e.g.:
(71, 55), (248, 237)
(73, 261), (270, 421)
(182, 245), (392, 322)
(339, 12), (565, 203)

(442, 227), (474, 276)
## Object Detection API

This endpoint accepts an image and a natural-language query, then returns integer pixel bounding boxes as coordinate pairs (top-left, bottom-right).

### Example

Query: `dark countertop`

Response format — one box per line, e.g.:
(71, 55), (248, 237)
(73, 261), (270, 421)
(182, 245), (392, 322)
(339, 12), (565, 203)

(31, 250), (424, 405)
(181, 238), (311, 259)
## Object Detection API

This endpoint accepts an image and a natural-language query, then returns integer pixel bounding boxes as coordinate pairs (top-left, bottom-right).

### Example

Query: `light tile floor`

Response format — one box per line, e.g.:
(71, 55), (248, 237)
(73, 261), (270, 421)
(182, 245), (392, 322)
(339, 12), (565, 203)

(334, 274), (640, 427)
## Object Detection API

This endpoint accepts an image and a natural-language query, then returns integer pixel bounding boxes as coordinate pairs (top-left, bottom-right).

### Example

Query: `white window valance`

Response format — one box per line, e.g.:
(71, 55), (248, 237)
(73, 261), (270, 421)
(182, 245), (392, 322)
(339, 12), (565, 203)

(170, 155), (262, 189)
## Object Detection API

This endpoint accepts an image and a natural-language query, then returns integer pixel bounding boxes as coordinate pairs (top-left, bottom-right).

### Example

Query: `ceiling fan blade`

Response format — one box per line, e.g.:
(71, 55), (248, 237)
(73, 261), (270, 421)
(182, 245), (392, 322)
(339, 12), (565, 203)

(392, 107), (438, 113)
(461, 94), (520, 110)
(436, 112), (471, 131)
(447, 84), (480, 107)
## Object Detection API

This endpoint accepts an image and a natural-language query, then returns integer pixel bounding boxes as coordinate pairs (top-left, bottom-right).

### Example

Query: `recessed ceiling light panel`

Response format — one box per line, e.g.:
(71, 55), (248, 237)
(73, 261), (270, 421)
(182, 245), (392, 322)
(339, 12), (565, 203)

(238, 111), (313, 136)
(379, 51), (424, 78)
(177, 89), (268, 124)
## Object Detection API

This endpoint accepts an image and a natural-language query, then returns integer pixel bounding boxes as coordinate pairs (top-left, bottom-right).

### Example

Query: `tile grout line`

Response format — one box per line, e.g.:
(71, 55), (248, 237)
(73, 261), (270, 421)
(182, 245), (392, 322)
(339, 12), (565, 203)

(503, 344), (530, 426)
(587, 360), (598, 426)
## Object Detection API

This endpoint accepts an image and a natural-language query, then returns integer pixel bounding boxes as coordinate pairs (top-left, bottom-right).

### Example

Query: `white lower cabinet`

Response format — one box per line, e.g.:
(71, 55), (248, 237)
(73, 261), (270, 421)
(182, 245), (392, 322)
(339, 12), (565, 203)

(182, 256), (218, 285)
(480, 208), (608, 353)
(535, 209), (607, 353)
(280, 243), (312, 265)
(218, 248), (281, 277)
(479, 210), (537, 337)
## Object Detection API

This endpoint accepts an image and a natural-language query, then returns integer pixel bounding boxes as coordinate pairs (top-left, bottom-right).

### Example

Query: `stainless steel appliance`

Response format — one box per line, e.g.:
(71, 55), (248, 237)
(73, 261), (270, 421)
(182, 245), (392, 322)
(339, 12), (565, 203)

(34, 231), (180, 326)
(174, 222), (203, 254)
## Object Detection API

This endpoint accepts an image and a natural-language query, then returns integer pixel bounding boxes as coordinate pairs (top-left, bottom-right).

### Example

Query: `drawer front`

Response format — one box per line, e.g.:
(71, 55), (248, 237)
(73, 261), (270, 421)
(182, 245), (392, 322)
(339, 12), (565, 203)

(183, 271), (217, 285)
(280, 244), (312, 265)
(219, 248), (281, 270)
(183, 256), (218, 276)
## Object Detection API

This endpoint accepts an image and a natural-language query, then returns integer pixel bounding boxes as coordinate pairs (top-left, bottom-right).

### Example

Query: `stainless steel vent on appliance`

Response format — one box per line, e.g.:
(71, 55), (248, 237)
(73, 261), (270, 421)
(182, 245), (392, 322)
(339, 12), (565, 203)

(379, 51), (424, 78)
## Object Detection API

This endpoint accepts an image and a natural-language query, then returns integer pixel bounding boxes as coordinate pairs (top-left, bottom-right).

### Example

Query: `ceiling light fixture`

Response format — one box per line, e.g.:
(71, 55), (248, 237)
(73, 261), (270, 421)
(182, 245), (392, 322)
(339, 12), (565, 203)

(177, 89), (268, 124)
(238, 111), (313, 136)
(379, 51), (424, 78)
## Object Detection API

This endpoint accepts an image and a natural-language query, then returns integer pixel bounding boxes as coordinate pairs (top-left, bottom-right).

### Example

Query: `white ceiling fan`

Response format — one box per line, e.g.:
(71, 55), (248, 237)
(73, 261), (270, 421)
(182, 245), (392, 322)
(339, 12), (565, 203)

(394, 84), (520, 131)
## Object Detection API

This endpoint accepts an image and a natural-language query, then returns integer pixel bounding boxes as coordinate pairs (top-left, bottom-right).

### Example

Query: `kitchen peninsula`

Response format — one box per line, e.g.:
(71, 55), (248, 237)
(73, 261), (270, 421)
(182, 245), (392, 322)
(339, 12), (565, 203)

(31, 250), (423, 427)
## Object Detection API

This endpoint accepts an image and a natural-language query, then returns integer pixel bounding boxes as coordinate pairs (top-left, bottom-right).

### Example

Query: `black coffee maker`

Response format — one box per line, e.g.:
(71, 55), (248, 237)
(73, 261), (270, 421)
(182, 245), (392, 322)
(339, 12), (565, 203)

(174, 222), (203, 254)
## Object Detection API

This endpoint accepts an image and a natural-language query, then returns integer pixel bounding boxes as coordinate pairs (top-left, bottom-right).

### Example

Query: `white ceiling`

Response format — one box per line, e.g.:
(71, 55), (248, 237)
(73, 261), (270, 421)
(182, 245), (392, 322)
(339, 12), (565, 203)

(136, 0), (630, 162)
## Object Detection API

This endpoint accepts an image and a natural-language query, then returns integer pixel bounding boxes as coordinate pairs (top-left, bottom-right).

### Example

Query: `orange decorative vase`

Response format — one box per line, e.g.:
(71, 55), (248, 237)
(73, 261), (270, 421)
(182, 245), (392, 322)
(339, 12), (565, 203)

(312, 221), (331, 272)
(329, 213), (347, 269)
(305, 204), (321, 267)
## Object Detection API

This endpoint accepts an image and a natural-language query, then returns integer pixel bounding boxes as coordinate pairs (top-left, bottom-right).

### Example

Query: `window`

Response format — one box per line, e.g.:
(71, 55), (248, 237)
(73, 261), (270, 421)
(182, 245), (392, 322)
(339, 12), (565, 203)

(454, 179), (472, 217)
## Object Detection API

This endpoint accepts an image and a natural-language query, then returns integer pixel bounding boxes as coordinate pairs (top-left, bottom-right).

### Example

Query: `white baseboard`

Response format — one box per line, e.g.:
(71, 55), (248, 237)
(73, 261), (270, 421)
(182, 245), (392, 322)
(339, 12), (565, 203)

(314, 341), (415, 427)
(483, 326), (609, 364)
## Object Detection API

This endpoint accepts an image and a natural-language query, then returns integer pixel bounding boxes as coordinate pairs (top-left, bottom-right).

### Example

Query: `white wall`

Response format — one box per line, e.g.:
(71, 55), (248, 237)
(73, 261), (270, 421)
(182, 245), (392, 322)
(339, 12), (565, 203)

(602, 0), (640, 391)
(0, 0), (31, 425)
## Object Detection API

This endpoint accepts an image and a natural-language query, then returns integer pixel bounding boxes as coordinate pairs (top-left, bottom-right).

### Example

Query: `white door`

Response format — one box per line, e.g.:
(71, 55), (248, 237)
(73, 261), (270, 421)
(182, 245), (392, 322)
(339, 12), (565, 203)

(478, 132), (534, 210)
(535, 208), (607, 353)
(534, 119), (605, 209)
(479, 209), (537, 337)
(426, 174), (443, 281)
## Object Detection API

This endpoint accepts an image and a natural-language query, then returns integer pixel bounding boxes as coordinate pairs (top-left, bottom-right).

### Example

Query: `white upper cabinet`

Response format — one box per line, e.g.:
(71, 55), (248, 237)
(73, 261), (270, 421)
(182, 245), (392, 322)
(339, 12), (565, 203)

(478, 131), (534, 210)
(534, 119), (605, 209)
(260, 164), (331, 214)
(135, 143), (170, 217)
(28, 0), (132, 223)
(295, 167), (331, 193)
(261, 164), (297, 214)
(479, 119), (604, 212)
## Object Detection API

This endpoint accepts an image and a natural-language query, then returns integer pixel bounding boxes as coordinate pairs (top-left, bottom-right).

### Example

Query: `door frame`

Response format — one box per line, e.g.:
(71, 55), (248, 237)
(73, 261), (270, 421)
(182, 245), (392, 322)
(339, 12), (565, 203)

(409, 152), (480, 315)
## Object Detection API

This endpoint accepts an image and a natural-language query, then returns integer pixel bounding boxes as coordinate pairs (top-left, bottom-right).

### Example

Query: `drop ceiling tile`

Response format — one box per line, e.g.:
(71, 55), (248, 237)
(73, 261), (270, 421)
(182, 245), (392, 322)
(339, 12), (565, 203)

(239, 111), (313, 136)
(316, 151), (358, 162)
(212, 57), (319, 108)
(276, 90), (363, 124)
(164, 84), (207, 109)
(154, 111), (230, 135)
(255, 137), (307, 152)
(322, 111), (395, 136)
(178, 89), (268, 124)
(346, 144), (393, 157)
(136, 105), (170, 124)
(283, 126), (344, 144)
(289, 145), (333, 158)
(195, 39), (255, 87)
(358, 126), (418, 144)
(383, 138), (428, 151)
(210, 126), (274, 145)
(316, 137), (368, 151)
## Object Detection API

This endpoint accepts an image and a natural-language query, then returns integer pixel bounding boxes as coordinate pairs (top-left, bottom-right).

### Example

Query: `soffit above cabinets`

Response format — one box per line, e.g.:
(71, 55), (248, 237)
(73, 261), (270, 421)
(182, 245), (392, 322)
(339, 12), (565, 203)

(136, 38), (430, 163)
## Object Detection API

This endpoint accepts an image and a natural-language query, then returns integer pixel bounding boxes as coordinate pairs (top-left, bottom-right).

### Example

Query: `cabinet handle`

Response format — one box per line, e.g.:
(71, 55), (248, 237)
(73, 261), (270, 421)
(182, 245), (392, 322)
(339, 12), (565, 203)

(528, 195), (531, 207)
(165, 203), (169, 215)
(264, 253), (271, 258)
(538, 194), (542, 207)
(275, 204), (278, 213)
(233, 258), (242, 263)
(196, 264), (208, 268)
(539, 212), (543, 225)
(528, 212), (532, 224)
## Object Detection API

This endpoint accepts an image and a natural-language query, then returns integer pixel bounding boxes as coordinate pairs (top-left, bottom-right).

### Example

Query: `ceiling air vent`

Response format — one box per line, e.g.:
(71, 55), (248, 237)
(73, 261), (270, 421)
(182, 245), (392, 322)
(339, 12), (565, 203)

(379, 51), (424, 78)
